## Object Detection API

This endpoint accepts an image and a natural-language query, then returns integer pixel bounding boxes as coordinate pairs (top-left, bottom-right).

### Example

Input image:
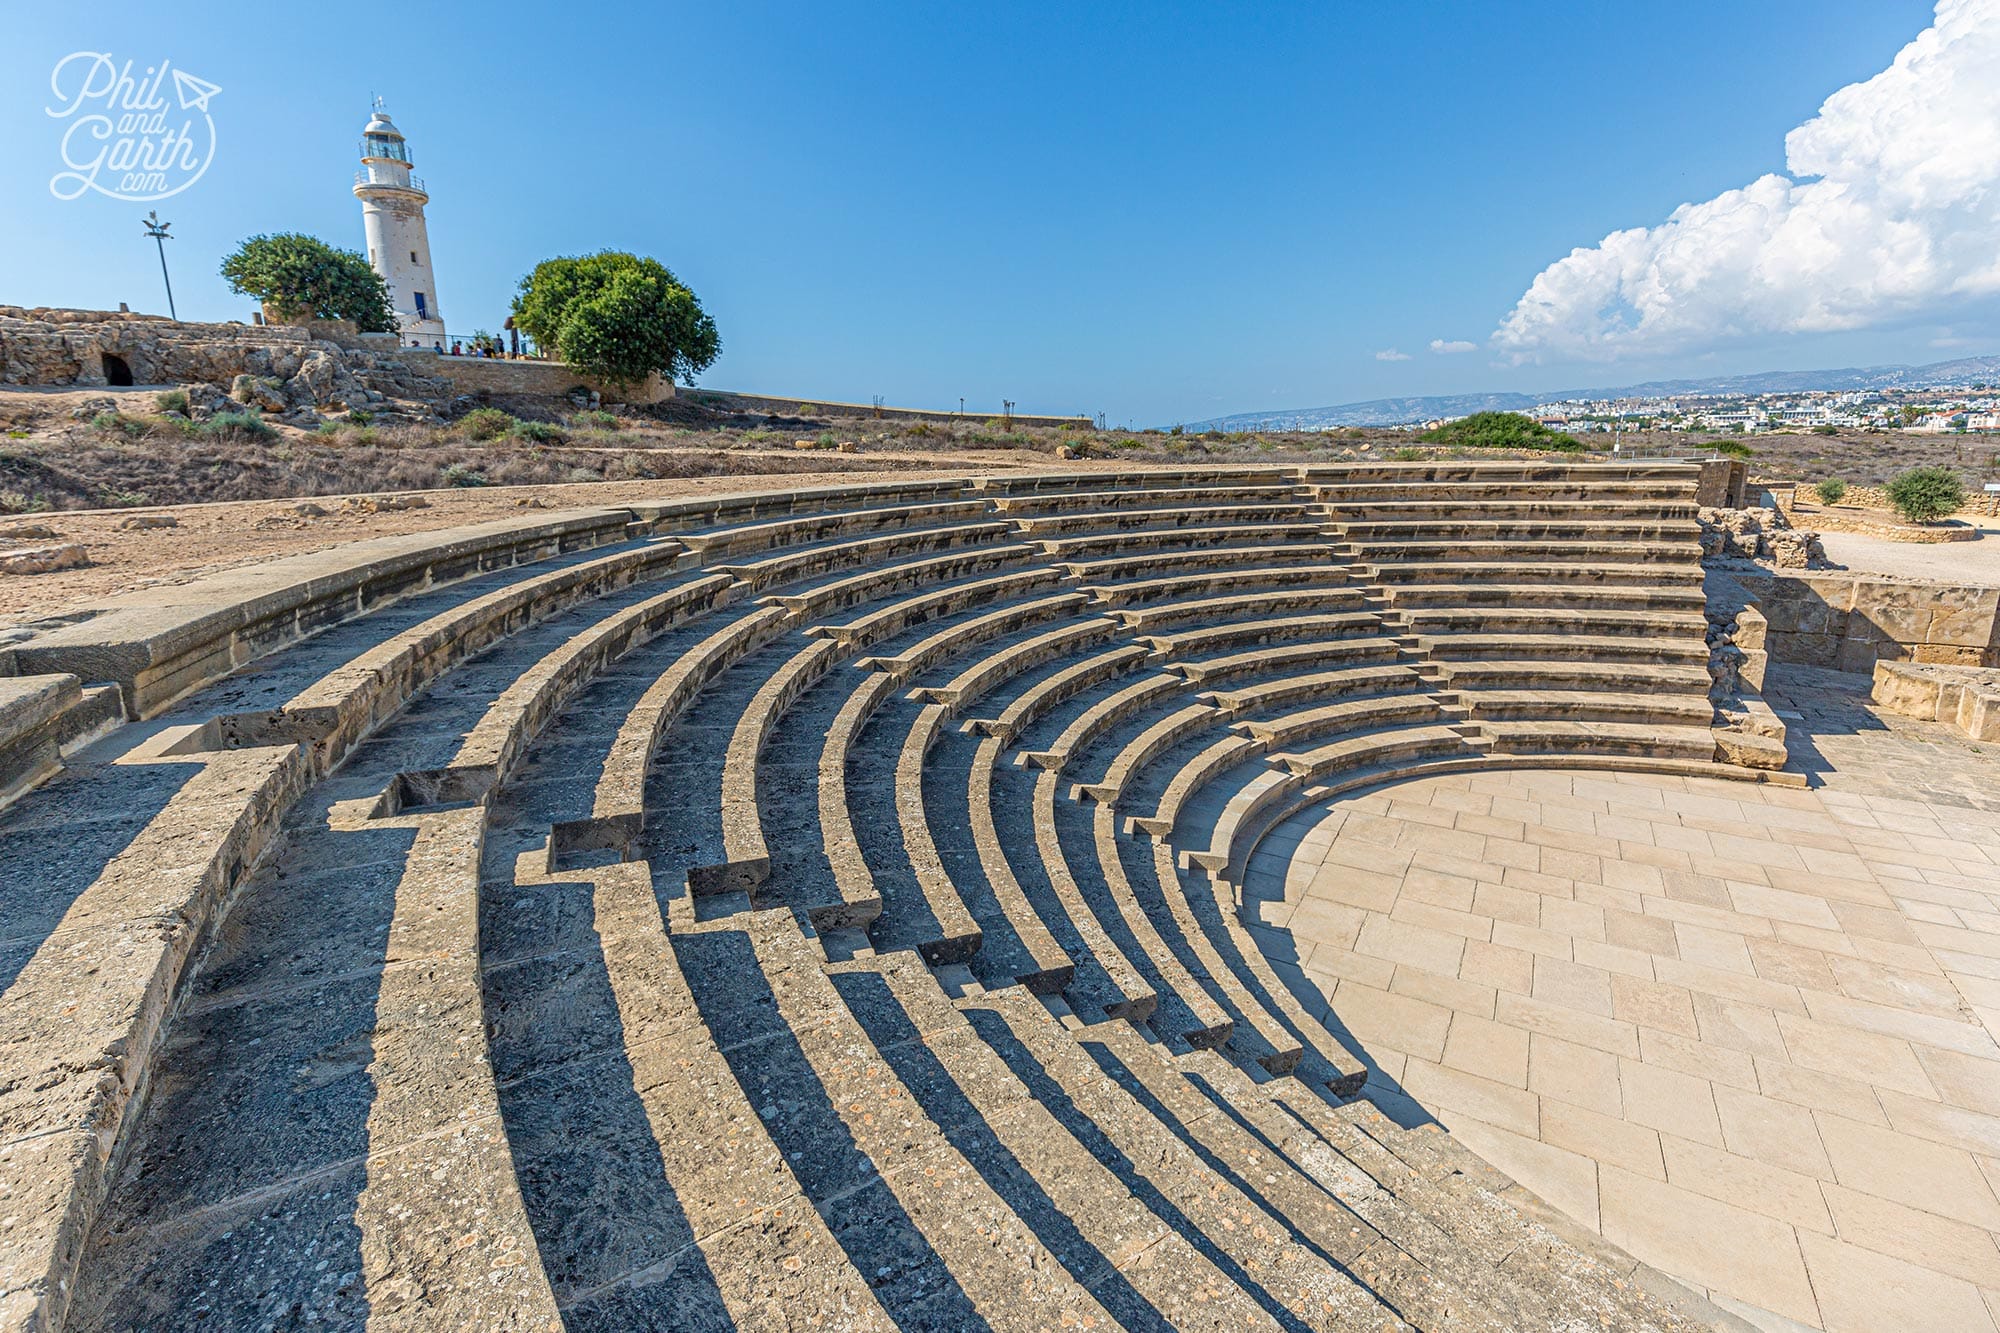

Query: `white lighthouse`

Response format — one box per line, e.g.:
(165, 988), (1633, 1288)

(353, 104), (445, 343)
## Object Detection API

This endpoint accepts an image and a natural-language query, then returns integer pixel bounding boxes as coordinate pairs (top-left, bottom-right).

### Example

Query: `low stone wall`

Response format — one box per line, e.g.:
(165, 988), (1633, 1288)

(1871, 660), (2000, 740)
(685, 388), (1092, 429)
(406, 350), (673, 405)
(1765, 480), (2000, 521)
(1727, 570), (2000, 672)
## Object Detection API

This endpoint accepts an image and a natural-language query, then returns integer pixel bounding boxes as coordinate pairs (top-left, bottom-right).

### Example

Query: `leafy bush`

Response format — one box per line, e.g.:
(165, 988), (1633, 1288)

(1389, 447), (1426, 461)
(1419, 412), (1583, 453)
(219, 232), (395, 331)
(200, 409), (277, 442)
(1714, 440), (1755, 460)
(98, 488), (151, 508)
(346, 409), (374, 426)
(570, 409), (618, 429)
(155, 389), (192, 417)
(510, 420), (567, 444)
(511, 251), (719, 386)
(440, 462), (490, 487)
(1884, 466), (1965, 524)
(1813, 478), (1847, 505)
(457, 408), (516, 441)
(1811, 424), (1840, 436)
(90, 411), (145, 438)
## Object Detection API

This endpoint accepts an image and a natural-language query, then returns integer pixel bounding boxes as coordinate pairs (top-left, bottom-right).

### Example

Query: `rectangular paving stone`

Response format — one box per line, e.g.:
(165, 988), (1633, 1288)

(1618, 1059), (1723, 1147)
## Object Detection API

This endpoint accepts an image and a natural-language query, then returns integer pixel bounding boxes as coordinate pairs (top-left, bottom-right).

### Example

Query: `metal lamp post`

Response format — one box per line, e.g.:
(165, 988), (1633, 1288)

(142, 211), (177, 321)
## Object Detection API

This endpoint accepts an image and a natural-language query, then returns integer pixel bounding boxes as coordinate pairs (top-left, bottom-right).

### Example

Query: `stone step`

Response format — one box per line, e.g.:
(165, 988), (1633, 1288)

(1011, 503), (1314, 537)
(1415, 633), (1709, 666)
(1476, 718), (1720, 761)
(1398, 606), (1709, 639)
(1431, 658), (1714, 694)
(1169, 637), (1407, 688)
(1452, 688), (1715, 726)
(1059, 542), (1342, 582)
(1033, 522), (1336, 560)
(1082, 563), (1352, 608)
(832, 955), (1346, 1329)
(1342, 539), (1699, 566)
(1366, 560), (1704, 587)
(991, 483), (1306, 515)
(912, 617), (1119, 712)
(1378, 581), (1707, 612)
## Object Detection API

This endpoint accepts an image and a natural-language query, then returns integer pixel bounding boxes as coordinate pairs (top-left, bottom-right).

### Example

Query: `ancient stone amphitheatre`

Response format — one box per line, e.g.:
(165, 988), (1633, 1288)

(5, 458), (2000, 1332)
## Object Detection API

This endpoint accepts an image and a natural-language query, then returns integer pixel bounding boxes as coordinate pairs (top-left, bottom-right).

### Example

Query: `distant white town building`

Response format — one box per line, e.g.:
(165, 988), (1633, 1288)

(353, 104), (445, 344)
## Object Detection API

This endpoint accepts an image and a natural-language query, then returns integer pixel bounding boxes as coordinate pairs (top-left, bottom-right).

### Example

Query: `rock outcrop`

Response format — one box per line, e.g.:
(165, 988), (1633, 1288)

(0, 307), (451, 419)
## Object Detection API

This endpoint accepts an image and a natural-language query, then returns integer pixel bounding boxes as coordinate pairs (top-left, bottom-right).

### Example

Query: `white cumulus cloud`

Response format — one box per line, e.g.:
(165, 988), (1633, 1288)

(1494, 0), (2000, 362)
(1374, 348), (1412, 361)
(1429, 339), (1478, 354)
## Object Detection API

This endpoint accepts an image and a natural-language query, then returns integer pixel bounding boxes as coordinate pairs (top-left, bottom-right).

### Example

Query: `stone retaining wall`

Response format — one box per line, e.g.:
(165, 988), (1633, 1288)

(1765, 480), (2000, 520)
(407, 350), (673, 405)
(1726, 569), (2000, 672)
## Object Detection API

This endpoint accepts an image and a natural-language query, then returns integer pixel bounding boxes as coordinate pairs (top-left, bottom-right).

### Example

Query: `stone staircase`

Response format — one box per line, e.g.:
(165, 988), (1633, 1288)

(0, 463), (1783, 1331)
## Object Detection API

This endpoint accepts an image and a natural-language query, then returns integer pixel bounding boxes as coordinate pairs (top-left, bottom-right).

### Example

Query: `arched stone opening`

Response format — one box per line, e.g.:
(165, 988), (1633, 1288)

(102, 354), (134, 387)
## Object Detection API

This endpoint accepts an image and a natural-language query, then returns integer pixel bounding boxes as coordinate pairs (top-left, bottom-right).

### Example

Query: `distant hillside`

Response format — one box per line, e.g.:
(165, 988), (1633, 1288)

(1188, 354), (2000, 430)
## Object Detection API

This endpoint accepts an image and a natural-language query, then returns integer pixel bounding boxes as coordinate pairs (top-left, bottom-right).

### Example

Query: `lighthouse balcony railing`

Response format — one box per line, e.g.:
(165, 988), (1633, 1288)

(354, 171), (427, 192)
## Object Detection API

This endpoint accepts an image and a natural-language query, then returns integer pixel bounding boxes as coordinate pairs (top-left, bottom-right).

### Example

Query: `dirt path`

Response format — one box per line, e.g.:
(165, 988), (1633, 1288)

(1817, 520), (2000, 583)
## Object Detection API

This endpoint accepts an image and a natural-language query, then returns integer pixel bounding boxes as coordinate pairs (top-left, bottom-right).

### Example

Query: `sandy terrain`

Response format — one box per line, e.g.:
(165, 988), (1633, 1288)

(1817, 520), (2000, 583)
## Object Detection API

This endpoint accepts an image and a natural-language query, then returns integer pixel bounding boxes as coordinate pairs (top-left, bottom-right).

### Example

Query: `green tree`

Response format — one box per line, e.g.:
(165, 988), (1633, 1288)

(510, 251), (720, 386)
(1813, 478), (1847, 505)
(219, 233), (395, 331)
(1419, 411), (1584, 453)
(1884, 466), (1966, 524)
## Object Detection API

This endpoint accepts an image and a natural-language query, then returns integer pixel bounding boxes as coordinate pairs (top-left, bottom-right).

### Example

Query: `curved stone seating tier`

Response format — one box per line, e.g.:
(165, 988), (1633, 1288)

(0, 464), (1769, 1332)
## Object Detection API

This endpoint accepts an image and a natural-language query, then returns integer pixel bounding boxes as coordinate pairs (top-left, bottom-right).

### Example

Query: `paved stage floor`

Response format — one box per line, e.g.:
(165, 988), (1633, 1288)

(1247, 665), (2000, 1332)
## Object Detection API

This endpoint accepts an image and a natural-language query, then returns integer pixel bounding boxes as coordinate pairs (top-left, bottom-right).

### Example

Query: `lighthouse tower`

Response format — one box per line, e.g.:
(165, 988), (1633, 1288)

(353, 104), (445, 343)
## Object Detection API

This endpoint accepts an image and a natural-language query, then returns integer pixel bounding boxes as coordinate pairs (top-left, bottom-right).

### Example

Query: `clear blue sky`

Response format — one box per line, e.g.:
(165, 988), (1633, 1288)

(0, 1), (1971, 424)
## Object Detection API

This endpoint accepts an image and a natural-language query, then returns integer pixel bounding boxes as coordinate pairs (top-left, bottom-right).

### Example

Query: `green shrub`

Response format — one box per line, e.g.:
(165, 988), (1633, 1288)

(440, 462), (489, 487)
(1884, 466), (1965, 524)
(98, 488), (150, 508)
(510, 419), (567, 444)
(458, 408), (516, 441)
(1811, 424), (1839, 436)
(200, 410), (276, 442)
(1389, 447), (1426, 462)
(1714, 440), (1755, 460)
(345, 408), (373, 426)
(1419, 412), (1583, 453)
(90, 411), (145, 437)
(155, 389), (192, 417)
(570, 409), (618, 429)
(1813, 478), (1847, 505)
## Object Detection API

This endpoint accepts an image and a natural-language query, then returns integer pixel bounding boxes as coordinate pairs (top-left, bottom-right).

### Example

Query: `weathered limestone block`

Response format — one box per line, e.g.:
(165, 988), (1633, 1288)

(1871, 661), (1947, 720)
(1925, 585), (2000, 650)
(0, 543), (88, 575)
(1957, 688), (2000, 741)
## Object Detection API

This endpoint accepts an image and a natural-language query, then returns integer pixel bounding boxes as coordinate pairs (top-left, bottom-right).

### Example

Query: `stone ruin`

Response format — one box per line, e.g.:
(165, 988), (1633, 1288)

(0, 306), (451, 426)
(1696, 503), (1828, 570)
(0, 461), (1820, 1330)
